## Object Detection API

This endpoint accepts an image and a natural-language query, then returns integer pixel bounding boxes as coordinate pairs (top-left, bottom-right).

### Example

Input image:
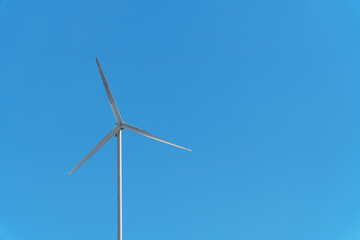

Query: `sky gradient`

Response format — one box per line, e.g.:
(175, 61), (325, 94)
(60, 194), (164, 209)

(2, 0), (360, 239)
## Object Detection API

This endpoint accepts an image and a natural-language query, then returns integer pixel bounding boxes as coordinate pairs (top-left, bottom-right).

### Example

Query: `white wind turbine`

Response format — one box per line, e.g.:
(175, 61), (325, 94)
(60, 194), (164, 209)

(68, 58), (191, 240)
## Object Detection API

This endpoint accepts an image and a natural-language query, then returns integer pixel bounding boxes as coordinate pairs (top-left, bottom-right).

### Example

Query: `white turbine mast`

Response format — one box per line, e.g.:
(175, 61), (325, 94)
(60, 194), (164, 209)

(68, 58), (191, 240)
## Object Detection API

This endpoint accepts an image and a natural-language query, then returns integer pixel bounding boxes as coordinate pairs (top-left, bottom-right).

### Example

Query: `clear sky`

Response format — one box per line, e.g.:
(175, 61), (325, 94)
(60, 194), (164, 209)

(2, 0), (360, 239)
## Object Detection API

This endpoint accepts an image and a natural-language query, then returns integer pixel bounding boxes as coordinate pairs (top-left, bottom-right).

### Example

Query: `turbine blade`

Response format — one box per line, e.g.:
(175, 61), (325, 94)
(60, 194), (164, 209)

(96, 58), (123, 124)
(122, 123), (191, 151)
(68, 125), (121, 175)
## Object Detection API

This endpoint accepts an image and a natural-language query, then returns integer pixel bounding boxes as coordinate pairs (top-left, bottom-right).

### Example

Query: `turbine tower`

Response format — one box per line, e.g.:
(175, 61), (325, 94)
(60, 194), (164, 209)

(68, 58), (191, 240)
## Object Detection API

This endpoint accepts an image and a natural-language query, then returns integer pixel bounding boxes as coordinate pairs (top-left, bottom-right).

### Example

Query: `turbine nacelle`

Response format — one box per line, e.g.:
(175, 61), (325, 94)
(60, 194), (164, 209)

(115, 124), (124, 137)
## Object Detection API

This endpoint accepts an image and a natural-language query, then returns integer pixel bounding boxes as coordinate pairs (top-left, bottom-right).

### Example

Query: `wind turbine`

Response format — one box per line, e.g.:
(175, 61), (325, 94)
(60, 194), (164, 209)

(68, 58), (191, 240)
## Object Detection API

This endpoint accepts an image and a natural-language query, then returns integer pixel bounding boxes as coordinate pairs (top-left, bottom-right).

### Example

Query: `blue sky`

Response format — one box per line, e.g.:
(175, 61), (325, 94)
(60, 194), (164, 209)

(2, 0), (360, 239)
